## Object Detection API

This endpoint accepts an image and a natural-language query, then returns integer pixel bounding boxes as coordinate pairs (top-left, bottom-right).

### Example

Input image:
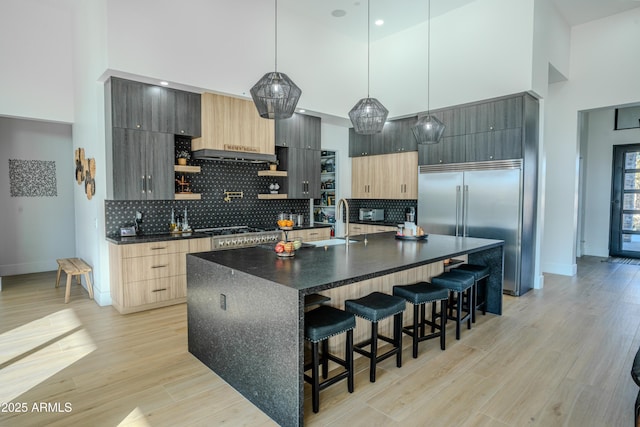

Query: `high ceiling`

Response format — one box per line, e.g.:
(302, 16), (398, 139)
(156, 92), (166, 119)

(282, 0), (640, 43)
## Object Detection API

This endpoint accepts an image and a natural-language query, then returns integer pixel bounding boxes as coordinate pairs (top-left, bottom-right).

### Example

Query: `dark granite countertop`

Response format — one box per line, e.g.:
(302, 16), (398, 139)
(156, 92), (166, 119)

(188, 232), (503, 294)
(350, 220), (400, 227)
(106, 232), (211, 245)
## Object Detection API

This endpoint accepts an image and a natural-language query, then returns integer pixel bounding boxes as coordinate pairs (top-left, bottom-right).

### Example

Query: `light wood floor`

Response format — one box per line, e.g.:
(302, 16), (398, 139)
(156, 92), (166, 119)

(0, 256), (638, 426)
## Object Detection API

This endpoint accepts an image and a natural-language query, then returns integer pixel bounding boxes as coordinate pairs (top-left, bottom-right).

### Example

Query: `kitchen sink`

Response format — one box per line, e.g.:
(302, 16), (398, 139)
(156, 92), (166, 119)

(308, 238), (359, 247)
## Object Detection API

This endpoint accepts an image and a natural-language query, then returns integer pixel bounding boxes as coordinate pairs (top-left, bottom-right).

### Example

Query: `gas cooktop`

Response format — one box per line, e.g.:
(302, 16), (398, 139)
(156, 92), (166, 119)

(194, 226), (278, 236)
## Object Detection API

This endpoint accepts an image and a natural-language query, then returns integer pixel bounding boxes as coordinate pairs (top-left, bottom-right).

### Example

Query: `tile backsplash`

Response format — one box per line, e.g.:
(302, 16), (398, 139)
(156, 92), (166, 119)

(346, 199), (417, 224)
(105, 155), (309, 236)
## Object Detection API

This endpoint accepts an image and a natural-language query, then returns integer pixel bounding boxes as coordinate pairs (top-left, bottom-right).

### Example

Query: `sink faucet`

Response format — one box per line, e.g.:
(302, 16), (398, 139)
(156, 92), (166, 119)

(337, 198), (350, 246)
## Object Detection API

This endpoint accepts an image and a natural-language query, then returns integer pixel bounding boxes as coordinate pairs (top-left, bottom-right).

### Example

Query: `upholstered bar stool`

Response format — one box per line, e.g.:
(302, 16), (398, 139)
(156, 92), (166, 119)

(453, 263), (490, 322)
(431, 271), (475, 340)
(345, 292), (406, 382)
(304, 305), (356, 413)
(393, 282), (449, 358)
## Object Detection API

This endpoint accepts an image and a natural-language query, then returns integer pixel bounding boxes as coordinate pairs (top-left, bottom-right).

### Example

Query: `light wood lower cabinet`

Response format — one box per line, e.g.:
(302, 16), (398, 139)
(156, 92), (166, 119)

(349, 224), (397, 236)
(109, 237), (210, 314)
(283, 227), (331, 242)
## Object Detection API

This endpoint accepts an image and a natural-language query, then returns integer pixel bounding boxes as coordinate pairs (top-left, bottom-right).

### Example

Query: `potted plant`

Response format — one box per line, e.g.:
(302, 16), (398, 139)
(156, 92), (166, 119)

(269, 160), (279, 171)
(177, 150), (190, 166)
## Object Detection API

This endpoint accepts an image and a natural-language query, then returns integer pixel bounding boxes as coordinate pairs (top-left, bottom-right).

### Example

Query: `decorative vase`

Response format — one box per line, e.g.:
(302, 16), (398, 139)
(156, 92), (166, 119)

(177, 158), (187, 166)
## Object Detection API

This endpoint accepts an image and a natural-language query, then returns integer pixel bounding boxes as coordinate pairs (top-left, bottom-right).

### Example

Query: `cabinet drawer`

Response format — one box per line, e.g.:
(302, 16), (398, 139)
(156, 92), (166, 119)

(120, 240), (189, 258)
(123, 276), (186, 306)
(122, 254), (186, 282)
(305, 229), (330, 242)
(372, 226), (396, 233)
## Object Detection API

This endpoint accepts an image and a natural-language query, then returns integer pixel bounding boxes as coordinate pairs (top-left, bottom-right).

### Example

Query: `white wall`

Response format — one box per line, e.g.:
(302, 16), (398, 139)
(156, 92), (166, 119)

(0, 117), (75, 276)
(0, 0), (74, 123)
(581, 109), (640, 257)
(68, 0), (111, 305)
(542, 8), (640, 275)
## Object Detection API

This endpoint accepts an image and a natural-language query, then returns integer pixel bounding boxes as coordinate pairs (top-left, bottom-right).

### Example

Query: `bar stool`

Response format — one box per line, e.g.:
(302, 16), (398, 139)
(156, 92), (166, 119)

(345, 292), (406, 382)
(431, 271), (475, 340)
(393, 282), (449, 358)
(304, 305), (356, 413)
(453, 264), (490, 322)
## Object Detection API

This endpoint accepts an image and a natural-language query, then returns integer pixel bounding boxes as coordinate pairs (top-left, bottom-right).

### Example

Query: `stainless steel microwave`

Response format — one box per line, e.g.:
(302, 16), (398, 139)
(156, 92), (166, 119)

(359, 208), (384, 221)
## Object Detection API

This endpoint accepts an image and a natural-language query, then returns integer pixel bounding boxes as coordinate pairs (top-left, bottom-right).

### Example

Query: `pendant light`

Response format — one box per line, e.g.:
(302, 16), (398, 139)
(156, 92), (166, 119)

(348, 0), (388, 135)
(250, 0), (301, 120)
(413, 0), (445, 144)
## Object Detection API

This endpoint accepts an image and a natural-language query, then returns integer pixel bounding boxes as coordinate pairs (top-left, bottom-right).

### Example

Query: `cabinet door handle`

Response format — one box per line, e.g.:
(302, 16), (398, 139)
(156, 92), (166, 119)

(141, 175), (146, 194)
(152, 288), (167, 292)
(147, 175), (152, 193)
(151, 265), (168, 269)
(150, 246), (167, 250)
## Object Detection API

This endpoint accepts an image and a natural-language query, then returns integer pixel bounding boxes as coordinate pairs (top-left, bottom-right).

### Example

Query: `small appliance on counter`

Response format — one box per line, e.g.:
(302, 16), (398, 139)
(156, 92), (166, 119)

(405, 207), (416, 223)
(359, 208), (384, 221)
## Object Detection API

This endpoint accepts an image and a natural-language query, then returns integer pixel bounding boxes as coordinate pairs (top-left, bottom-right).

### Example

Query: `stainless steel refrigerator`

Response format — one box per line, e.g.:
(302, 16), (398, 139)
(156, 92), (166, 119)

(418, 159), (532, 296)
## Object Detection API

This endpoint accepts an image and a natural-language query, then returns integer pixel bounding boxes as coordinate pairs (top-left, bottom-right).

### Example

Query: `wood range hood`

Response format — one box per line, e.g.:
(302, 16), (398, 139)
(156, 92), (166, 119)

(191, 92), (276, 163)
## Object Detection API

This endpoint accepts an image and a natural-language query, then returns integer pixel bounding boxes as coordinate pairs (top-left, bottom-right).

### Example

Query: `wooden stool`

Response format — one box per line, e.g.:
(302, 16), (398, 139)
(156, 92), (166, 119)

(55, 258), (94, 303)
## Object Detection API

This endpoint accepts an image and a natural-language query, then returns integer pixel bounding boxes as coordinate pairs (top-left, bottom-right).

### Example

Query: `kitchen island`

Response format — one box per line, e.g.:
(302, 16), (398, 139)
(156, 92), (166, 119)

(186, 232), (503, 426)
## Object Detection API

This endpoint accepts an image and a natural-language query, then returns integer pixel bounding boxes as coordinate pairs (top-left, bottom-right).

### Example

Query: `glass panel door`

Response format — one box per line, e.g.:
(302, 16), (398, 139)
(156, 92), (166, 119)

(610, 145), (640, 257)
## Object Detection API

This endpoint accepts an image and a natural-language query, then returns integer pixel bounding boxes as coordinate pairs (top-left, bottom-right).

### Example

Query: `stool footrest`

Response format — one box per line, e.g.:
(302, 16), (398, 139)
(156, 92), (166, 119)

(353, 336), (401, 365)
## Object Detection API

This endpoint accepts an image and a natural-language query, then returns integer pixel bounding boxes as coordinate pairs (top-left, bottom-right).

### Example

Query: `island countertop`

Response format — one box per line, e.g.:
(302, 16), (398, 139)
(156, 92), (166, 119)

(188, 232), (504, 294)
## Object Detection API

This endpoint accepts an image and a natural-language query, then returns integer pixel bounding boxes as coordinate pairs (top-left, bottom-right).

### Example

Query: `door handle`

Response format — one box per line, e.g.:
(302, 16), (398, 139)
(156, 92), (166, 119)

(148, 175), (152, 193)
(141, 175), (146, 194)
(463, 185), (469, 237)
(455, 186), (461, 236)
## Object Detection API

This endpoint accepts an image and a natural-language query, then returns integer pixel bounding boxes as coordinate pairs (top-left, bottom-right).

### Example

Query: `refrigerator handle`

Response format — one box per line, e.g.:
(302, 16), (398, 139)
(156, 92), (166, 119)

(455, 185), (461, 237)
(463, 185), (469, 237)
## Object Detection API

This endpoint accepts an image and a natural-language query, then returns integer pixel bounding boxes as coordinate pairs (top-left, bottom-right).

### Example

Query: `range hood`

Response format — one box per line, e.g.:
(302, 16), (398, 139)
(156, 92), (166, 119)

(192, 148), (276, 163)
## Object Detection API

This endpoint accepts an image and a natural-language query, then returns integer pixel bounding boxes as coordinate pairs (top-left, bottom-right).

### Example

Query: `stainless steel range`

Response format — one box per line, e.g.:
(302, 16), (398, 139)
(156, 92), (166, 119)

(194, 226), (281, 250)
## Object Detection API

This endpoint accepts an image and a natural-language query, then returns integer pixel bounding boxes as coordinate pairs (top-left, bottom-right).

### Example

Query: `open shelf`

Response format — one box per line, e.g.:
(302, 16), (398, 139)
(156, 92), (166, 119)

(175, 193), (201, 200)
(174, 165), (201, 173)
(258, 170), (288, 177)
(258, 194), (288, 200)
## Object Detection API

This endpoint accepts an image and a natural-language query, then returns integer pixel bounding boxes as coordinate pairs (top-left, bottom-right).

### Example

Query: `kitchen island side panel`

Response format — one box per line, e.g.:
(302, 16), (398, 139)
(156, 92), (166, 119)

(468, 245), (504, 314)
(187, 255), (302, 427)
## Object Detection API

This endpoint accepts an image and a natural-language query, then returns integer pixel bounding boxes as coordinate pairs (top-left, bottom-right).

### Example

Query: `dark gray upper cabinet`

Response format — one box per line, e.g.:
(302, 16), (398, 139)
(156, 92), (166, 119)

(110, 77), (201, 137)
(465, 128), (522, 162)
(174, 90), (201, 137)
(275, 113), (320, 149)
(349, 116), (416, 157)
(384, 117), (417, 153)
(418, 93), (535, 165)
(462, 96), (523, 133)
(418, 135), (466, 165)
(282, 147), (321, 199)
(111, 78), (149, 131)
(111, 128), (174, 200)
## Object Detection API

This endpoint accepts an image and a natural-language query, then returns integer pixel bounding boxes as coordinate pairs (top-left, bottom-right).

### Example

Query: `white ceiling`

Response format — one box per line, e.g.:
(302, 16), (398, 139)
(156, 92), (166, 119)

(282, 0), (640, 43)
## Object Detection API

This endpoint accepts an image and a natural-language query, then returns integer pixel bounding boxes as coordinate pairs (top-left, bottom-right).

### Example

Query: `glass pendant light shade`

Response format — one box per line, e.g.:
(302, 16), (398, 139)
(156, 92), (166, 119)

(250, 71), (301, 120)
(413, 114), (445, 145)
(349, 97), (389, 135)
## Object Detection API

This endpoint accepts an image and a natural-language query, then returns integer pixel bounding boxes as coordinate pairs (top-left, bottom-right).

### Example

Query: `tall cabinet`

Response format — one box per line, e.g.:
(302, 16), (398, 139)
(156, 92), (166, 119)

(105, 77), (201, 200)
(276, 113), (322, 199)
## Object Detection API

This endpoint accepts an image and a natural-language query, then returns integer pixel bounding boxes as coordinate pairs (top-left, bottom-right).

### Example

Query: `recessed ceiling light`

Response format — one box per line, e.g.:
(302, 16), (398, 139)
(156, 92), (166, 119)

(298, 109), (306, 113)
(331, 9), (346, 18)
(375, 19), (384, 26)
(160, 81), (169, 86)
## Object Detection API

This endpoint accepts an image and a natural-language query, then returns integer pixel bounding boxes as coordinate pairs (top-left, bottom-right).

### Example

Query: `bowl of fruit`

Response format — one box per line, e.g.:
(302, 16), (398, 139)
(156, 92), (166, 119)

(277, 219), (294, 230)
(274, 240), (296, 257)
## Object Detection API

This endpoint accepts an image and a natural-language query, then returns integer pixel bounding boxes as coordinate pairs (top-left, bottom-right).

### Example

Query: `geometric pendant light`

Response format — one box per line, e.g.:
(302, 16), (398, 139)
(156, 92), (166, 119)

(250, 0), (301, 119)
(348, 0), (388, 134)
(413, 0), (445, 144)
